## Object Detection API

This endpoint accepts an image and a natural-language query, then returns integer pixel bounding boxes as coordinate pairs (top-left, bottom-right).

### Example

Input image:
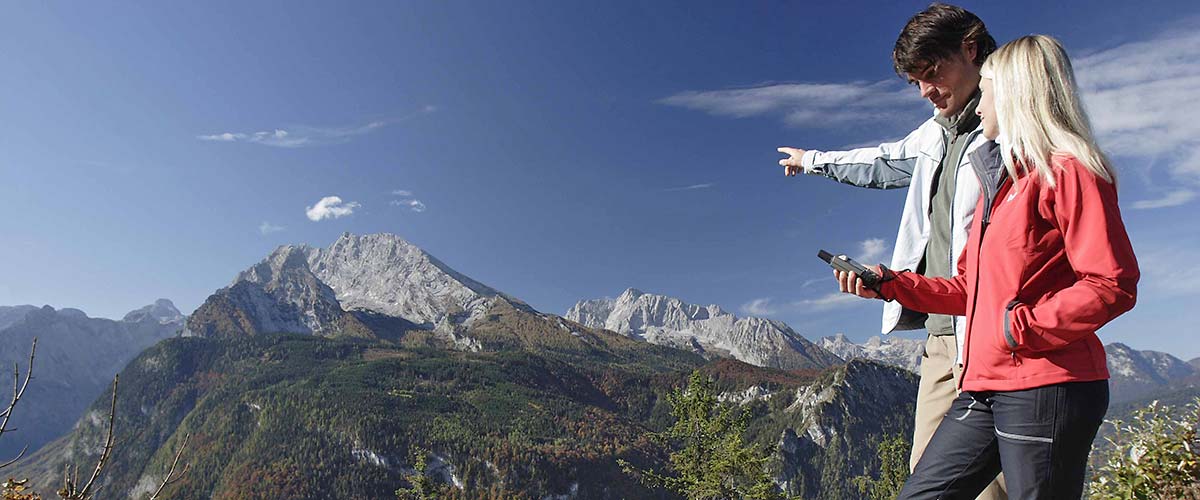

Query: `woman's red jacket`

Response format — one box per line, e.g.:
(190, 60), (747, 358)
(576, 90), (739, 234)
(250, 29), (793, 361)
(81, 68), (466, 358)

(880, 148), (1139, 392)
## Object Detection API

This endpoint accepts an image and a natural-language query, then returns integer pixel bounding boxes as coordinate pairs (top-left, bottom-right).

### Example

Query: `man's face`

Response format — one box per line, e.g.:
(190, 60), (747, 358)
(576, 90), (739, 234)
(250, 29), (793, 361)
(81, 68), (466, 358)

(905, 43), (982, 117)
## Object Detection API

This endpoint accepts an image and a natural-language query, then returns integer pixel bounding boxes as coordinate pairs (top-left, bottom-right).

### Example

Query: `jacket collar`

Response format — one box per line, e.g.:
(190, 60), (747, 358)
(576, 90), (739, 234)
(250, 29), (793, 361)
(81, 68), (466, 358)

(969, 140), (1009, 225)
(935, 89), (983, 136)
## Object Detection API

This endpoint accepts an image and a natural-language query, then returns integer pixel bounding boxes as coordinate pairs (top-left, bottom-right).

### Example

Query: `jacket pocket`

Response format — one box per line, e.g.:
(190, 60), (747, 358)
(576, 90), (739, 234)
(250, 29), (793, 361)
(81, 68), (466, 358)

(1003, 300), (1021, 350)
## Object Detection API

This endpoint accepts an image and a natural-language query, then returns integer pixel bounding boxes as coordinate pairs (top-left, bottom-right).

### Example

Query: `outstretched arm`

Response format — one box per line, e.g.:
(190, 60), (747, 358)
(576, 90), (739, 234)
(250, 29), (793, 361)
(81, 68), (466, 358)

(777, 119), (932, 190)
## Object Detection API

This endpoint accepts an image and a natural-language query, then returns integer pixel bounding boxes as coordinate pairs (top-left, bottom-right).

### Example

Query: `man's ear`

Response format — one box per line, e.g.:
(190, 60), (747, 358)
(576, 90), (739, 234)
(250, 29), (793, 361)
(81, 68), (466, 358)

(963, 40), (978, 63)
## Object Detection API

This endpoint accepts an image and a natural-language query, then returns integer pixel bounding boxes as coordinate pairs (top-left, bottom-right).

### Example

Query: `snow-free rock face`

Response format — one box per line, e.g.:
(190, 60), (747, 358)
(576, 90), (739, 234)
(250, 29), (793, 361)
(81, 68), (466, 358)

(819, 333), (925, 373)
(772, 360), (919, 497)
(565, 288), (841, 370)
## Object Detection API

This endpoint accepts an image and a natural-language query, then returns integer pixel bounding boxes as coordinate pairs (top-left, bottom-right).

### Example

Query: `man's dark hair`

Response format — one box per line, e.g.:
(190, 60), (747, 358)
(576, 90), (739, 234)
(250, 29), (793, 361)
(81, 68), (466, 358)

(893, 3), (996, 77)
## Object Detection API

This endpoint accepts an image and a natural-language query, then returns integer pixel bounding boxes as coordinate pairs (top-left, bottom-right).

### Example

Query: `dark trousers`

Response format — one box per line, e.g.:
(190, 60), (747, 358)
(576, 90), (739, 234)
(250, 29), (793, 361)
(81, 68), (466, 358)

(897, 380), (1108, 500)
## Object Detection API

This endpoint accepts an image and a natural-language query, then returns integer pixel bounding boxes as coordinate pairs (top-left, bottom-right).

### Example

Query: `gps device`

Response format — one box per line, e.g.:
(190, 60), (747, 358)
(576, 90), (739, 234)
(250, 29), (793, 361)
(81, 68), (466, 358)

(817, 250), (881, 288)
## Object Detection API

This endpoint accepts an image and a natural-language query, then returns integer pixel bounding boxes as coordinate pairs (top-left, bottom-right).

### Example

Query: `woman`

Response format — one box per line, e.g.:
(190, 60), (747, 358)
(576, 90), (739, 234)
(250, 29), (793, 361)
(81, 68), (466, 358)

(836, 35), (1138, 499)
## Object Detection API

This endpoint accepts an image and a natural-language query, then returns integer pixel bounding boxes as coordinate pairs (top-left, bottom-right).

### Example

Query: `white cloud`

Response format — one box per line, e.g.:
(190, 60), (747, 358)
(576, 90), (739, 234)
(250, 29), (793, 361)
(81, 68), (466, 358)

(663, 183), (715, 192)
(258, 221), (285, 235)
(388, 190), (427, 213)
(305, 196), (360, 221)
(198, 129), (311, 147)
(1131, 189), (1196, 210)
(855, 238), (889, 263)
(740, 298), (778, 316)
(659, 80), (927, 130)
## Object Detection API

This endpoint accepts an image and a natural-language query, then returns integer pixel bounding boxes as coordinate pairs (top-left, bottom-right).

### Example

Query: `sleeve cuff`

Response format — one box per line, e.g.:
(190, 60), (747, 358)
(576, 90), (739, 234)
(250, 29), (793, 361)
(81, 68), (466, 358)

(801, 149), (819, 173)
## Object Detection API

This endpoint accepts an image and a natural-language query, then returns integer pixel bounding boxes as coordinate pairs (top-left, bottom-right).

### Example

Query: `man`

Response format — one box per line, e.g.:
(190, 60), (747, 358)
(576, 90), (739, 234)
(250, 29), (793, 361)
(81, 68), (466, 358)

(777, 4), (1006, 499)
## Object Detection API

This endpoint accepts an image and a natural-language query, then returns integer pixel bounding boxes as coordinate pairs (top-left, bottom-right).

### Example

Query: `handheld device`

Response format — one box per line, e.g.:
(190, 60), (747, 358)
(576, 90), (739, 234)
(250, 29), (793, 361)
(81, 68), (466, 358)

(817, 250), (881, 288)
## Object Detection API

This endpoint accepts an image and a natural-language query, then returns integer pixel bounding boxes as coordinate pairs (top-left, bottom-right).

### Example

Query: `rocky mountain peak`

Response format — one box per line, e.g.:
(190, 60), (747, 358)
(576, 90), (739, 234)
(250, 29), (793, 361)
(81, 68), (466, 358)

(308, 232), (513, 328)
(122, 299), (184, 324)
(234, 244), (318, 288)
(190, 232), (530, 340)
(566, 289), (840, 370)
(817, 334), (924, 373)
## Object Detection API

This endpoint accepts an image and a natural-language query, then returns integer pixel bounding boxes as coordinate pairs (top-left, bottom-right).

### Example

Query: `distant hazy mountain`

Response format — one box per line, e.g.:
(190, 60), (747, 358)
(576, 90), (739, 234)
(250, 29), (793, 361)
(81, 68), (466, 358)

(819, 334), (925, 373)
(0, 300), (184, 460)
(566, 288), (841, 370)
(0, 305), (39, 331)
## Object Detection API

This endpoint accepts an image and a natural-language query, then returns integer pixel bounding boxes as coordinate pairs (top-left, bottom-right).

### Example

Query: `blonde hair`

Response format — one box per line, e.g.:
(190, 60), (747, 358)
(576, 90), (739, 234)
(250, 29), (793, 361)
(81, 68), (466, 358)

(979, 35), (1114, 186)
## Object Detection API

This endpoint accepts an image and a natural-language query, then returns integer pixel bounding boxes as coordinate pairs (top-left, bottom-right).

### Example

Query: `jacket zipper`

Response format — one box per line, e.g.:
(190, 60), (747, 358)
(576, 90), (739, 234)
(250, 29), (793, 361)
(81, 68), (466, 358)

(946, 129), (982, 339)
(958, 170), (1010, 390)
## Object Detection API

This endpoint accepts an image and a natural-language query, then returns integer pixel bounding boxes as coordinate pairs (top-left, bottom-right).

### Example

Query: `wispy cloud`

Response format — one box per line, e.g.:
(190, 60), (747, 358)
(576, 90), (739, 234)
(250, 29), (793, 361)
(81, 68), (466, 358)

(199, 106), (436, 148)
(662, 24), (1200, 207)
(258, 221), (285, 235)
(1134, 240), (1200, 296)
(663, 183), (715, 192)
(305, 196), (360, 221)
(1073, 25), (1200, 206)
(1131, 189), (1196, 209)
(740, 298), (778, 316)
(659, 80), (927, 130)
(388, 189), (427, 213)
(742, 238), (888, 317)
(796, 292), (861, 311)
(741, 291), (866, 317)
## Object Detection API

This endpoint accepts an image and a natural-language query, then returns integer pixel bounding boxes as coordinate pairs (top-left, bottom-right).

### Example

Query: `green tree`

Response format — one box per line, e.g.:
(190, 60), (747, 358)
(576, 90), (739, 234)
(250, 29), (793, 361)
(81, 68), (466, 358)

(851, 434), (910, 500)
(395, 446), (436, 500)
(618, 370), (787, 500)
(1089, 397), (1200, 500)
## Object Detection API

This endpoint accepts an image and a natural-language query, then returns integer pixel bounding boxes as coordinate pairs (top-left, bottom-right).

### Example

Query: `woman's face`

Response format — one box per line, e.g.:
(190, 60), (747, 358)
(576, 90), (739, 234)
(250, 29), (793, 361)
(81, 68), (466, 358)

(976, 77), (999, 140)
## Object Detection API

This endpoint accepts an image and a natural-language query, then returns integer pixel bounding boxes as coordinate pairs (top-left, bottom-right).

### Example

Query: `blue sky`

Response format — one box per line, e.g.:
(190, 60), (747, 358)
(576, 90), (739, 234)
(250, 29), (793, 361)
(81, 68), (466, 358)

(2, 1), (1199, 358)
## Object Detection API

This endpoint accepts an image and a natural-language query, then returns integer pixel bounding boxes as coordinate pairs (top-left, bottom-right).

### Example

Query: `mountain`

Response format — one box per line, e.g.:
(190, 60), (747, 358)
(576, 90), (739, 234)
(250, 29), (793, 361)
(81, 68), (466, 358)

(0, 305), (39, 331)
(1191, 357), (1200, 371)
(1105, 342), (1200, 404)
(186, 233), (532, 348)
(0, 300), (184, 460)
(15, 233), (919, 499)
(14, 334), (914, 500)
(818, 334), (924, 373)
(566, 288), (841, 371)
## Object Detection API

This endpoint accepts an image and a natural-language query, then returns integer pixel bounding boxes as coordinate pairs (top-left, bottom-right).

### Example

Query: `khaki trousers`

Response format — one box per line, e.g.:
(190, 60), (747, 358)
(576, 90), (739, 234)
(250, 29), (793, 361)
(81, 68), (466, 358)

(911, 333), (1007, 500)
